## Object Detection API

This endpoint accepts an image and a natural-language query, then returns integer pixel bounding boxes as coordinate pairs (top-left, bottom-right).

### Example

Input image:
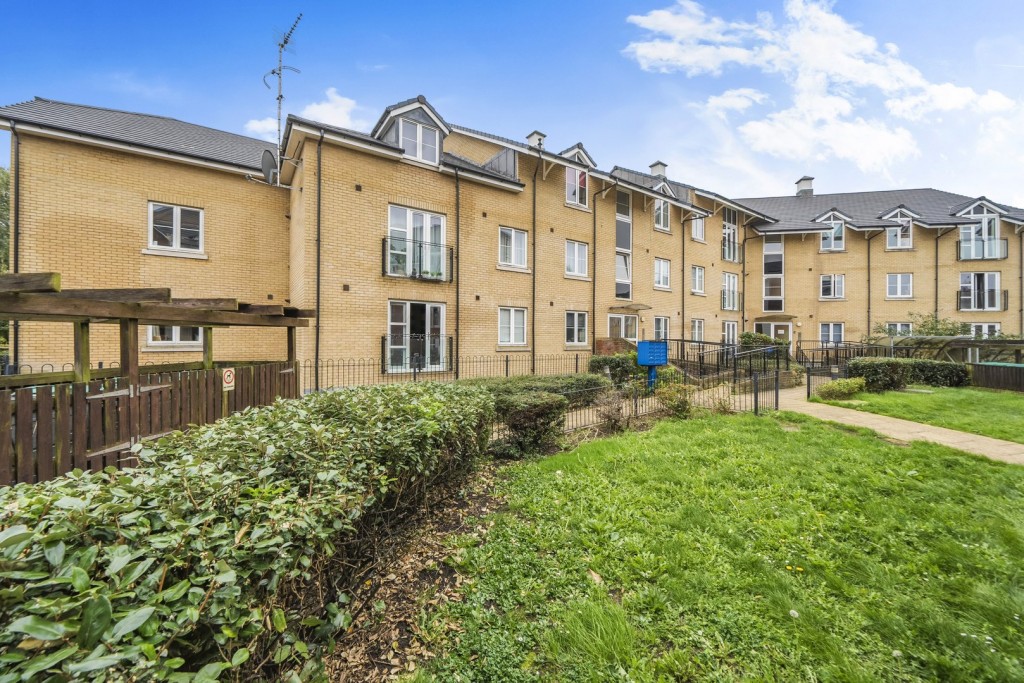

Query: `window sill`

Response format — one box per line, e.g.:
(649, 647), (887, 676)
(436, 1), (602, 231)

(691, 238), (707, 244)
(496, 346), (530, 353)
(496, 264), (531, 274)
(654, 286), (672, 292)
(564, 202), (592, 213)
(654, 228), (671, 234)
(564, 344), (589, 351)
(818, 250), (847, 254)
(142, 248), (208, 260)
(564, 273), (592, 282)
(885, 247), (914, 252)
(690, 291), (706, 297)
(143, 345), (203, 353)
(885, 297), (914, 301)
(818, 297), (846, 302)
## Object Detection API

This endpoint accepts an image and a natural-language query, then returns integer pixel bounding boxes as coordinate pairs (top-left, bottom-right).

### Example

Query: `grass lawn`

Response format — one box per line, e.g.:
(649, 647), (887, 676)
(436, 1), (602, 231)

(412, 414), (1024, 682)
(817, 385), (1024, 445)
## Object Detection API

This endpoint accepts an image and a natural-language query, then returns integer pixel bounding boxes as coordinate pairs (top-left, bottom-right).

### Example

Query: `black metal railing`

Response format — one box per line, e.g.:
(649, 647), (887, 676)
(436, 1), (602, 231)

(957, 289), (1008, 312)
(957, 239), (1008, 261)
(381, 238), (454, 282)
(380, 334), (454, 375)
(721, 238), (743, 263)
(720, 290), (742, 311)
(664, 338), (789, 379)
(795, 341), (897, 369)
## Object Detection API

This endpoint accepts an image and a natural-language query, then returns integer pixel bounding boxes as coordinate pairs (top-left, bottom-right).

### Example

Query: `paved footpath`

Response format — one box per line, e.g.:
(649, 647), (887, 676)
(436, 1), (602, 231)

(777, 386), (1024, 466)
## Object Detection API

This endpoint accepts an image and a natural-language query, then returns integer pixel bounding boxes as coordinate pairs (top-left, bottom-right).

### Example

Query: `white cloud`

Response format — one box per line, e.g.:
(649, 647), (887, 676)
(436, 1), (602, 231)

(245, 87), (368, 142)
(624, 0), (1021, 182)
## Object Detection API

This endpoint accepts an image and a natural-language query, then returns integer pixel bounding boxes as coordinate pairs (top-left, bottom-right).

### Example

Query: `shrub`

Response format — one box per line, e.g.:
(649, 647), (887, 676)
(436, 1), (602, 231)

(594, 389), (628, 432)
(0, 382), (494, 681)
(848, 357), (913, 392)
(656, 383), (698, 418)
(815, 377), (866, 400)
(905, 359), (970, 387)
(492, 391), (568, 458)
(463, 373), (610, 409)
(589, 353), (640, 386)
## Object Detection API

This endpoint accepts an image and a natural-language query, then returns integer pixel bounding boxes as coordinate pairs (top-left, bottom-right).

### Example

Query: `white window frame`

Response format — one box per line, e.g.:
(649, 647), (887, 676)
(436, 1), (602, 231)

(654, 199), (670, 232)
(654, 316), (670, 341)
(565, 167), (589, 207)
(690, 318), (704, 342)
(969, 323), (1001, 338)
(762, 235), (784, 312)
(607, 314), (638, 342)
(691, 265), (705, 294)
(387, 300), (446, 372)
(398, 118), (439, 164)
(654, 258), (671, 289)
(615, 191), (632, 300)
(820, 322), (844, 345)
(887, 273), (913, 299)
(959, 208), (1002, 260)
(499, 227), (528, 269)
(886, 322), (912, 336)
(498, 307), (527, 346)
(820, 274), (845, 299)
(146, 325), (203, 349)
(821, 220), (845, 251)
(886, 211), (913, 249)
(722, 321), (738, 345)
(960, 272), (1002, 311)
(565, 311), (588, 346)
(148, 202), (204, 253)
(387, 205), (446, 280)
(722, 208), (740, 262)
(691, 217), (705, 242)
(565, 240), (588, 277)
(721, 272), (739, 311)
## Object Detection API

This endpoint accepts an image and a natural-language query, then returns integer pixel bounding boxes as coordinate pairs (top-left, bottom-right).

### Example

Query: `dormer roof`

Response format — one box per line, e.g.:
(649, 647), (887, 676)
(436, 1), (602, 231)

(558, 142), (596, 167)
(370, 95), (451, 138)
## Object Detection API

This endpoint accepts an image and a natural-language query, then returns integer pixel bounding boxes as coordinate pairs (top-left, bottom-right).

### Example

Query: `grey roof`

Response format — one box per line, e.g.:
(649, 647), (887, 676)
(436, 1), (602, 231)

(370, 95), (450, 137)
(611, 166), (693, 198)
(0, 97), (275, 170)
(440, 152), (522, 186)
(737, 188), (1024, 233)
(286, 114), (402, 152)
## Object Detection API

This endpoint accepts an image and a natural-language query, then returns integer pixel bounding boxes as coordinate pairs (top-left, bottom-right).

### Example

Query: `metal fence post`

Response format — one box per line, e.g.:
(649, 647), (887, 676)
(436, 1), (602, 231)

(807, 369), (811, 399)
(505, 354), (510, 377)
(753, 372), (759, 415)
(775, 369), (780, 409)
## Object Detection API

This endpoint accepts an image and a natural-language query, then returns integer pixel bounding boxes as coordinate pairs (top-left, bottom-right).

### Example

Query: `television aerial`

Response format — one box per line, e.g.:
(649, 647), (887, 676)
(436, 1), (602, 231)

(261, 13), (302, 185)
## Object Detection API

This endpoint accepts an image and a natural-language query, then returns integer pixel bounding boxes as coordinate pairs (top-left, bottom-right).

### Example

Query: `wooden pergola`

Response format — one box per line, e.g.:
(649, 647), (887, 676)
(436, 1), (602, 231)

(0, 272), (310, 387)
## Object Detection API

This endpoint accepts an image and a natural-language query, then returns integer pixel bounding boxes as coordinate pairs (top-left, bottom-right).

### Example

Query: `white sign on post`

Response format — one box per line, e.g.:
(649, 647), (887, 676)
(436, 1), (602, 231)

(222, 367), (236, 392)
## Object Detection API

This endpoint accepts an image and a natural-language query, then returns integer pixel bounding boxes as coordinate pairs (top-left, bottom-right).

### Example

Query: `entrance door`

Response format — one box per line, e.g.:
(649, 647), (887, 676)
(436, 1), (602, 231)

(388, 301), (445, 371)
(755, 322), (791, 343)
(608, 314), (638, 342)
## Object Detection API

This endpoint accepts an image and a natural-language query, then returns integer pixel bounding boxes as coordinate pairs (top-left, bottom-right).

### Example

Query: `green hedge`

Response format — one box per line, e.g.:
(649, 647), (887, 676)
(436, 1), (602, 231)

(0, 383), (494, 681)
(848, 357), (969, 392)
(491, 391), (569, 459)
(588, 353), (639, 385)
(815, 377), (866, 400)
(462, 373), (610, 409)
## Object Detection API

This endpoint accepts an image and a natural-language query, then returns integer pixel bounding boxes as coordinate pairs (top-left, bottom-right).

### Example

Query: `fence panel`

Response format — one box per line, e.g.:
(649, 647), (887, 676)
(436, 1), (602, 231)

(970, 363), (1024, 392)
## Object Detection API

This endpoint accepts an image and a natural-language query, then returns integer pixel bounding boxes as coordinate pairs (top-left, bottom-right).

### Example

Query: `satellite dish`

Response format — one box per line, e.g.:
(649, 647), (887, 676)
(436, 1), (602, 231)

(261, 149), (278, 185)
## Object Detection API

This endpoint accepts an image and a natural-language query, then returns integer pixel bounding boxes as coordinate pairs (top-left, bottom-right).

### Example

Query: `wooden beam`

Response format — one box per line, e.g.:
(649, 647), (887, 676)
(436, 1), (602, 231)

(283, 307), (316, 318)
(73, 321), (90, 383)
(239, 303), (285, 316)
(57, 288), (171, 303)
(202, 328), (214, 370)
(0, 272), (61, 293)
(170, 298), (239, 310)
(0, 294), (308, 328)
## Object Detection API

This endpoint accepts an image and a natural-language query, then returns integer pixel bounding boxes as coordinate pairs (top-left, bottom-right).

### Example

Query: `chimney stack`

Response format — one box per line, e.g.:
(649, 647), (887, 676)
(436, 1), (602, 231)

(796, 176), (814, 197)
(650, 160), (668, 177)
(526, 130), (546, 149)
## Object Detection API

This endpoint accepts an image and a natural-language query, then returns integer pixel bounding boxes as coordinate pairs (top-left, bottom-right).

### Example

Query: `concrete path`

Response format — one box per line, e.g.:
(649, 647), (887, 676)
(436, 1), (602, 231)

(777, 386), (1024, 465)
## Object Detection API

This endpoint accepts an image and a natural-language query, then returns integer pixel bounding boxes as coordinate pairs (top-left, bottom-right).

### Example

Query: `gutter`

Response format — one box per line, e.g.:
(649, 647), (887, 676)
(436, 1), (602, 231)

(455, 168), (461, 378)
(314, 130), (324, 391)
(9, 121), (19, 371)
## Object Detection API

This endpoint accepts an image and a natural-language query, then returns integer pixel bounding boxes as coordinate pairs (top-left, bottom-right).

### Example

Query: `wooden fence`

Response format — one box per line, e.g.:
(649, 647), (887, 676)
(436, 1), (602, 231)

(970, 363), (1024, 392)
(0, 361), (298, 486)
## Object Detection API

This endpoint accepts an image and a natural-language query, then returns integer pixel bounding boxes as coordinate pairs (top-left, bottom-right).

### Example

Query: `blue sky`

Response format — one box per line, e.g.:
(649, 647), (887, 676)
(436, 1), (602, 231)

(3, 0), (1024, 202)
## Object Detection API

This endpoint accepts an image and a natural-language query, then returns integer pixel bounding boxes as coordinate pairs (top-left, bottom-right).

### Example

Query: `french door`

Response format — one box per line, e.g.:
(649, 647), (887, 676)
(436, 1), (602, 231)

(388, 301), (445, 371)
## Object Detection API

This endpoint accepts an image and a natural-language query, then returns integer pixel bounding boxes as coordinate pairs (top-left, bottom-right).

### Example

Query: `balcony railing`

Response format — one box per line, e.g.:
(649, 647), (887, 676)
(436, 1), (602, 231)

(957, 289), (1008, 312)
(381, 238), (454, 282)
(381, 334), (454, 374)
(721, 290), (742, 311)
(721, 238), (743, 263)
(957, 239), (1008, 261)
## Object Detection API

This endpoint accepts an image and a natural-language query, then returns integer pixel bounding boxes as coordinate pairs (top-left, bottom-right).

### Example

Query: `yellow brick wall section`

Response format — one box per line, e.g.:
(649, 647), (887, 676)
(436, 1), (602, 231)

(13, 135), (291, 370)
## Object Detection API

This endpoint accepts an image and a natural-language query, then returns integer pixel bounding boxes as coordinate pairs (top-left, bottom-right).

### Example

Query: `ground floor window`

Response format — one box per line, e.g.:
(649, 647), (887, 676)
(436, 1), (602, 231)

(654, 316), (670, 341)
(608, 314), (638, 342)
(820, 322), (844, 345)
(886, 322), (912, 336)
(388, 301), (445, 371)
(969, 323), (1001, 338)
(566, 311), (588, 345)
(690, 318), (704, 341)
(722, 321), (738, 345)
(499, 307), (527, 346)
(147, 325), (202, 348)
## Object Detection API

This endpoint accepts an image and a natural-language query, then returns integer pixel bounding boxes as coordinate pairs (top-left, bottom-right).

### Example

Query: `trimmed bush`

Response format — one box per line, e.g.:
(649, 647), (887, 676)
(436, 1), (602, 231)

(656, 383), (698, 418)
(492, 391), (568, 458)
(848, 357), (969, 392)
(589, 353), (640, 386)
(0, 382), (494, 681)
(848, 357), (914, 392)
(463, 373), (610, 409)
(815, 377), (866, 400)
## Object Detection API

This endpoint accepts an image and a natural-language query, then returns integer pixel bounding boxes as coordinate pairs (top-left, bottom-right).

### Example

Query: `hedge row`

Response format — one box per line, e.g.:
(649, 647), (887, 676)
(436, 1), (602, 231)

(847, 357), (969, 392)
(462, 373), (610, 409)
(0, 383), (495, 681)
(815, 377), (866, 400)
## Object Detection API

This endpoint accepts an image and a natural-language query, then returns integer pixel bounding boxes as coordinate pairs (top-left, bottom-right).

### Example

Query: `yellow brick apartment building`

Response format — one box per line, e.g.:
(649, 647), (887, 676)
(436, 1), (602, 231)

(1, 96), (1022, 378)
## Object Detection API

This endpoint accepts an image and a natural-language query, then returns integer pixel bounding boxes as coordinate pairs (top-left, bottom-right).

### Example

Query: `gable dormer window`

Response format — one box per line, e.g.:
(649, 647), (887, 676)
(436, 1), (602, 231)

(819, 213), (845, 251)
(654, 199), (670, 232)
(886, 210), (913, 250)
(399, 118), (438, 164)
(566, 167), (588, 208)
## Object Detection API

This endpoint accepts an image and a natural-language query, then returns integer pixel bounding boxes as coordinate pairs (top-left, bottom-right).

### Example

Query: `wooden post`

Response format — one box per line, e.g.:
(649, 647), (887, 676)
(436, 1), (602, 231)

(287, 326), (296, 363)
(203, 328), (214, 370)
(119, 319), (139, 386)
(73, 321), (91, 383)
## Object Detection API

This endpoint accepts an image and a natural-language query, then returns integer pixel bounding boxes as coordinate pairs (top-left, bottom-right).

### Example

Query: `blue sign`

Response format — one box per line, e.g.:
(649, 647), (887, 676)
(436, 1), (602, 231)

(637, 340), (668, 367)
